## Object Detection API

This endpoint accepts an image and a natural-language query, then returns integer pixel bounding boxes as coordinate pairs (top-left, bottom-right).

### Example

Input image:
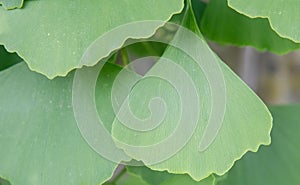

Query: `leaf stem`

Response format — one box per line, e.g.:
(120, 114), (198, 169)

(121, 48), (130, 67)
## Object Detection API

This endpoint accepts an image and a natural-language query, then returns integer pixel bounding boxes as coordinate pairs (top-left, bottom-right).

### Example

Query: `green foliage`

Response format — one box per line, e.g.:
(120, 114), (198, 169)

(228, 0), (300, 43)
(128, 166), (176, 185)
(128, 166), (215, 185)
(104, 170), (149, 185)
(1, 0), (298, 185)
(0, 0), (23, 10)
(112, 2), (272, 181)
(0, 178), (10, 185)
(0, 62), (120, 185)
(0, 0), (184, 78)
(217, 105), (300, 185)
(200, 0), (300, 54)
(0, 45), (21, 71)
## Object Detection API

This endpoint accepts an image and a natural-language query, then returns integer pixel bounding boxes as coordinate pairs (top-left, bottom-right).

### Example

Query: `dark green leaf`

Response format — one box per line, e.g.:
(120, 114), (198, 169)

(228, 0), (300, 43)
(200, 0), (300, 54)
(0, 45), (21, 71)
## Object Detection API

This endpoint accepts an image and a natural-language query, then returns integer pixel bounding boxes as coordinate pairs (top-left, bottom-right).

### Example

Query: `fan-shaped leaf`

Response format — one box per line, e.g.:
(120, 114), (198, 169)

(0, 0), (184, 78)
(111, 2), (272, 181)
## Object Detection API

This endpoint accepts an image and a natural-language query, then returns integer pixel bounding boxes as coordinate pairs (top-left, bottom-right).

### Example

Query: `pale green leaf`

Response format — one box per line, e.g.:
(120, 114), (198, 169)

(200, 0), (300, 54)
(217, 105), (300, 185)
(228, 0), (300, 43)
(0, 0), (184, 79)
(0, 0), (23, 10)
(0, 62), (123, 185)
(111, 2), (272, 181)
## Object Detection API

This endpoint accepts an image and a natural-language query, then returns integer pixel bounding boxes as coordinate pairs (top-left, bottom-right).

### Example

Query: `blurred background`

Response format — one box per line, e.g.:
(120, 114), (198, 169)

(210, 43), (300, 105)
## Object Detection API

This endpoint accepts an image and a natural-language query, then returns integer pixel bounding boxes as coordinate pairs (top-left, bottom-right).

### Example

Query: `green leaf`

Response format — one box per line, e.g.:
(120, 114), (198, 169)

(0, 62), (123, 185)
(0, 45), (21, 71)
(0, 0), (184, 79)
(200, 0), (300, 54)
(217, 105), (300, 185)
(125, 12), (186, 59)
(228, 0), (300, 43)
(128, 166), (215, 185)
(111, 1), (272, 181)
(126, 41), (168, 59)
(191, 0), (207, 27)
(128, 166), (174, 185)
(160, 175), (214, 185)
(0, 0), (23, 10)
(112, 172), (149, 185)
(0, 178), (10, 185)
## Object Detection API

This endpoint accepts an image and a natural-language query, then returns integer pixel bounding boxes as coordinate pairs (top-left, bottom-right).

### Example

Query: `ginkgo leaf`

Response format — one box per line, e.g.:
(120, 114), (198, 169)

(217, 105), (300, 185)
(0, 62), (126, 185)
(128, 166), (215, 185)
(0, 0), (23, 10)
(0, 45), (21, 71)
(111, 1), (272, 181)
(200, 0), (300, 54)
(0, 0), (184, 79)
(228, 0), (300, 43)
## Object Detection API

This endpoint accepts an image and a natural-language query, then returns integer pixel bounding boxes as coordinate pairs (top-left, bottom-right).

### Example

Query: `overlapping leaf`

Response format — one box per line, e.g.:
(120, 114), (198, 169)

(0, 45), (21, 71)
(111, 2), (272, 181)
(104, 171), (149, 185)
(0, 0), (184, 78)
(200, 0), (300, 54)
(0, 0), (23, 10)
(105, 166), (215, 185)
(128, 166), (175, 185)
(0, 62), (126, 185)
(217, 105), (300, 185)
(128, 166), (215, 185)
(228, 0), (300, 43)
